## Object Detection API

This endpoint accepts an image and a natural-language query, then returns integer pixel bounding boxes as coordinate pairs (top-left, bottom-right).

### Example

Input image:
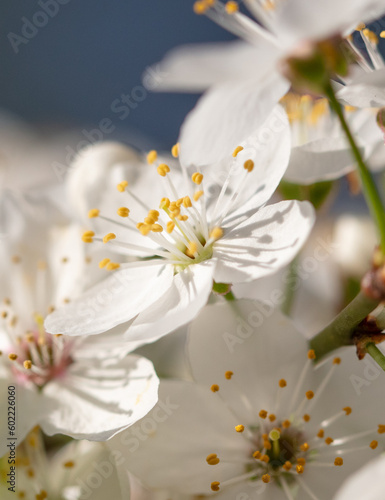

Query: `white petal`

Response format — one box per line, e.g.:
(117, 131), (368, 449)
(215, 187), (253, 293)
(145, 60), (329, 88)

(127, 261), (216, 344)
(337, 68), (385, 108)
(179, 73), (289, 168)
(205, 105), (291, 213)
(188, 300), (308, 425)
(215, 200), (315, 283)
(40, 355), (159, 441)
(143, 40), (263, 92)
(44, 263), (173, 336)
(66, 141), (142, 224)
(109, 380), (249, 494)
(272, 0), (385, 47)
(0, 380), (47, 458)
(284, 138), (356, 184)
(334, 455), (385, 500)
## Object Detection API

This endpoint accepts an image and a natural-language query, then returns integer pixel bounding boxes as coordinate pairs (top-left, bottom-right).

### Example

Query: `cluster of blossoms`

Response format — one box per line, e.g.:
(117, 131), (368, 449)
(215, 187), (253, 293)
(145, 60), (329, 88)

(2, 0), (385, 499)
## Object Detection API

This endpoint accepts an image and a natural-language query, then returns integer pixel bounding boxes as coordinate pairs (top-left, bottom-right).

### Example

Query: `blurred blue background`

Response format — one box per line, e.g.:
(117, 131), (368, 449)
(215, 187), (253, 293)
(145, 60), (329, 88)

(0, 0), (234, 149)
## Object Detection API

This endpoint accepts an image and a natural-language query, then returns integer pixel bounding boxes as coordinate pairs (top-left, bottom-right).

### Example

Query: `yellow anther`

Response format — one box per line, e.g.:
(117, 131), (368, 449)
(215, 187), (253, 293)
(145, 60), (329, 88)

(210, 227), (223, 240)
(147, 150), (157, 164)
(183, 196), (192, 208)
(262, 433), (268, 440)
(300, 442), (309, 452)
(148, 210), (159, 220)
(370, 440), (378, 449)
(225, 1), (239, 13)
(334, 457), (343, 466)
(356, 23), (366, 31)
(117, 180), (128, 192)
(12, 255), (21, 264)
(63, 460), (75, 468)
(178, 215), (189, 221)
(259, 410), (268, 419)
(117, 207), (130, 217)
(82, 231), (95, 243)
(243, 159), (254, 172)
(307, 349), (316, 360)
(232, 145), (243, 157)
(23, 360), (32, 369)
(103, 233), (116, 244)
(171, 143), (180, 158)
(279, 379), (287, 388)
(225, 371), (233, 380)
(333, 357), (341, 365)
(157, 163), (170, 177)
(27, 468), (35, 478)
(106, 262), (120, 271)
(211, 384), (219, 393)
(170, 208), (181, 219)
(305, 391), (314, 400)
(283, 461), (292, 471)
(317, 429), (324, 438)
(263, 440), (272, 450)
(99, 258), (111, 269)
(253, 450), (261, 459)
(193, 190), (204, 202)
(297, 458), (306, 466)
(381, 31), (385, 38)
(1, 311), (7, 319)
(151, 224), (163, 233)
(282, 420), (291, 429)
(188, 242), (198, 256)
(210, 482), (220, 492)
(138, 224), (152, 236)
(268, 414), (276, 422)
(176, 198), (184, 208)
(343, 407), (352, 416)
(363, 28), (379, 44)
(192, 172), (204, 185)
(235, 425), (245, 433)
(8, 353), (18, 361)
(88, 208), (100, 218)
(206, 453), (220, 465)
(325, 437), (334, 445)
(166, 221), (175, 233)
(377, 425), (385, 434)
(303, 414), (311, 422)
(296, 465), (304, 474)
(344, 105), (357, 112)
(261, 454), (270, 463)
(144, 216), (156, 225)
(261, 474), (270, 484)
(160, 197), (170, 209)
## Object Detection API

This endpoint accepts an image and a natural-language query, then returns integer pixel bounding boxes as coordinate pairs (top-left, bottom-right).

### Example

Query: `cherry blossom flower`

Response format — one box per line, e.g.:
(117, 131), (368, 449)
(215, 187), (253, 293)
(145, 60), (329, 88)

(111, 300), (385, 499)
(45, 124), (315, 345)
(0, 223), (159, 457)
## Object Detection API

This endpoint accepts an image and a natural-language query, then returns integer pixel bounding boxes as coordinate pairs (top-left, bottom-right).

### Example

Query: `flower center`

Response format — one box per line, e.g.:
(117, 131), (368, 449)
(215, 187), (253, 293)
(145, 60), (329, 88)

(207, 353), (385, 495)
(82, 144), (258, 273)
(2, 312), (72, 389)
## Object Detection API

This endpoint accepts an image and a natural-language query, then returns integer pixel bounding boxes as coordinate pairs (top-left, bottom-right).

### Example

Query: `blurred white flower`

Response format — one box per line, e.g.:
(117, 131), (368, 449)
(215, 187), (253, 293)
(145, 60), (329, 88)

(0, 223), (159, 457)
(148, 1), (385, 183)
(0, 435), (128, 500)
(111, 300), (385, 499)
(45, 122), (315, 345)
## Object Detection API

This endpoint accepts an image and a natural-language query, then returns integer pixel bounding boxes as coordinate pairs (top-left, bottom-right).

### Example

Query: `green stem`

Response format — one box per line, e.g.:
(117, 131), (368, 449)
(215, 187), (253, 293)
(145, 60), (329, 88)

(366, 343), (385, 372)
(310, 291), (379, 359)
(325, 83), (385, 254)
